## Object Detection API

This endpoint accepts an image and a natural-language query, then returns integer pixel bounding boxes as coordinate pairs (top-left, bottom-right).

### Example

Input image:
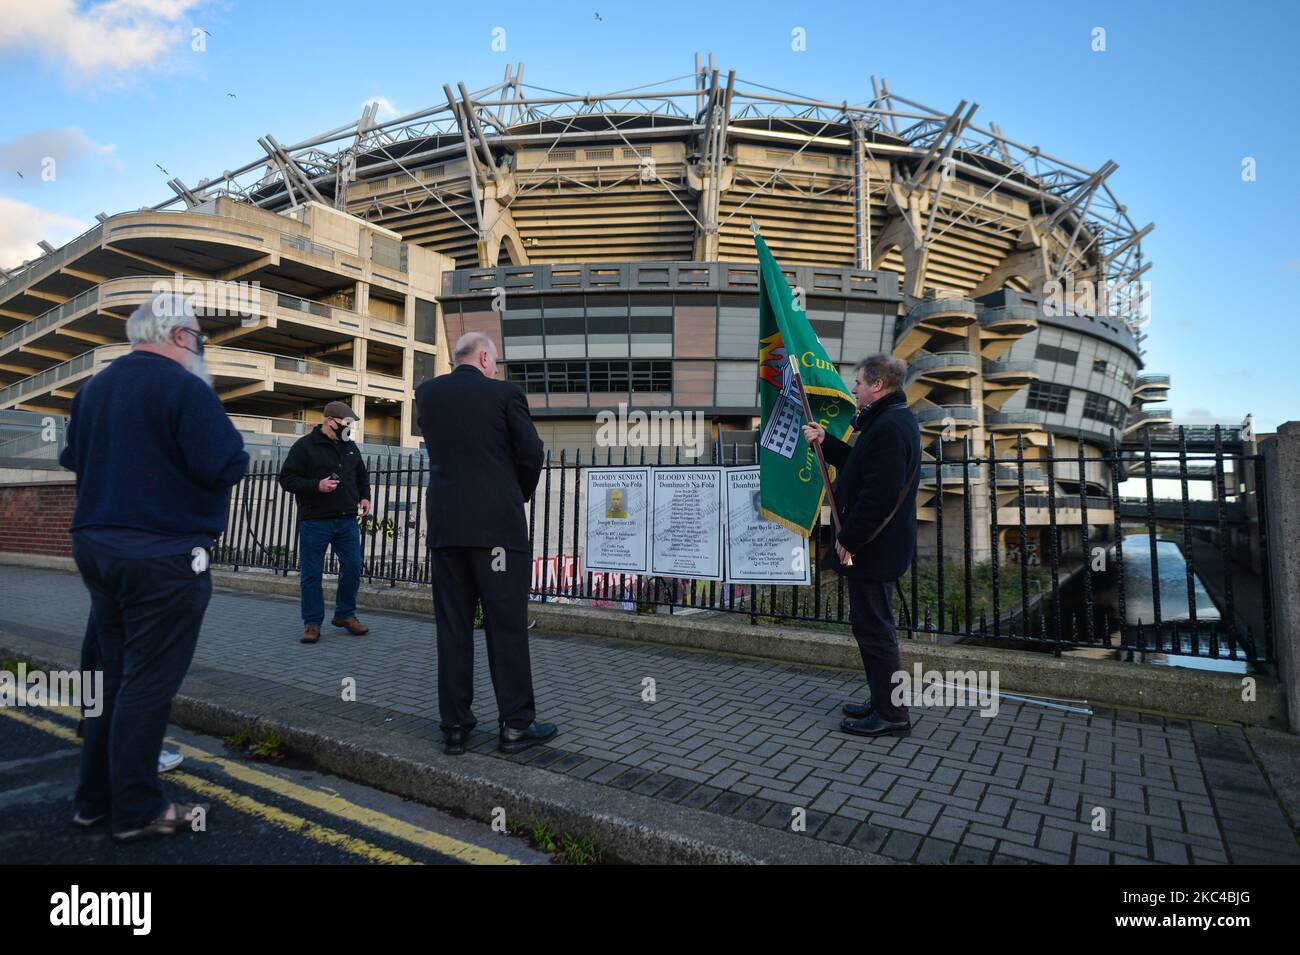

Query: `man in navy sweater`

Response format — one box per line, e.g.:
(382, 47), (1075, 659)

(60, 292), (248, 841)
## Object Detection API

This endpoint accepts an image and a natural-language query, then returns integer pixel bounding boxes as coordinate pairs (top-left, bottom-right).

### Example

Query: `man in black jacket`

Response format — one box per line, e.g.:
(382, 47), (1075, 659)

(278, 400), (371, 643)
(804, 354), (920, 738)
(415, 332), (554, 755)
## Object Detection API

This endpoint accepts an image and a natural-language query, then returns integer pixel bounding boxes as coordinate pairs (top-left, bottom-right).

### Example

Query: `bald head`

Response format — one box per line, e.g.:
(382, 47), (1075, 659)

(454, 331), (496, 364)
(453, 331), (499, 378)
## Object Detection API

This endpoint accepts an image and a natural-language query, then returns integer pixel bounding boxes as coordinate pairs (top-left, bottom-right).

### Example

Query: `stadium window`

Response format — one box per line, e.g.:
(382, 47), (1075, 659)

(1083, 392), (1125, 427)
(631, 360), (672, 392)
(506, 362), (546, 393)
(414, 298), (438, 344)
(1035, 342), (1079, 366)
(588, 360), (629, 392)
(1027, 381), (1071, 414)
(413, 351), (434, 386)
(548, 361), (588, 393)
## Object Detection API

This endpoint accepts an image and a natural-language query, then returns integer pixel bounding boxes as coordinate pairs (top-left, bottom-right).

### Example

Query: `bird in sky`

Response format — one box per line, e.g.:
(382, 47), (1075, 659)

(155, 163), (169, 175)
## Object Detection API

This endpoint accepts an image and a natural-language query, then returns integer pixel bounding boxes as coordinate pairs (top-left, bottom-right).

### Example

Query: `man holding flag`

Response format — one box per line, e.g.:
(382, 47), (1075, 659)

(753, 230), (920, 738)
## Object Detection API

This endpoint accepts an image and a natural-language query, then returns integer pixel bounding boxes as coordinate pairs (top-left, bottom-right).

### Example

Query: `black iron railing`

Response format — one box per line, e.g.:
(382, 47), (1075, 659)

(213, 425), (1274, 668)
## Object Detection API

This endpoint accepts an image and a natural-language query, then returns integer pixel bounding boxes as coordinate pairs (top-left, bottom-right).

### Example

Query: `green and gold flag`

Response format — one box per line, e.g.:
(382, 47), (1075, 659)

(754, 232), (857, 536)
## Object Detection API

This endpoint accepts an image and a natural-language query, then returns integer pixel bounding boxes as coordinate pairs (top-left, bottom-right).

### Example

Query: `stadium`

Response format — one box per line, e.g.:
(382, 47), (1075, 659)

(0, 54), (1171, 560)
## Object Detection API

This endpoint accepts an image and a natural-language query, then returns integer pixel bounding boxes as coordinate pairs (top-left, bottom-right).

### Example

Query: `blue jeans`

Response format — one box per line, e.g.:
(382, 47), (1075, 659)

(298, 517), (363, 625)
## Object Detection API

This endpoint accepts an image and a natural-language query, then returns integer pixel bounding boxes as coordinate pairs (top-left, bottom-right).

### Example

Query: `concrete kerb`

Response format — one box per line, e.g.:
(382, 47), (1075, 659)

(0, 632), (890, 865)
(0, 551), (1284, 729)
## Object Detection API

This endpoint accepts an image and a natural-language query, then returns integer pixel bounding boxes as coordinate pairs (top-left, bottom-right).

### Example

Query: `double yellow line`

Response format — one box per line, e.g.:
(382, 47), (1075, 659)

(0, 698), (521, 865)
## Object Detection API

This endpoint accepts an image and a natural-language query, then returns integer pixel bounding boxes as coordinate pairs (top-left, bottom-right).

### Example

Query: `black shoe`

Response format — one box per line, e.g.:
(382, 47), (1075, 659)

(842, 699), (874, 719)
(498, 721), (557, 754)
(443, 726), (471, 756)
(840, 713), (911, 738)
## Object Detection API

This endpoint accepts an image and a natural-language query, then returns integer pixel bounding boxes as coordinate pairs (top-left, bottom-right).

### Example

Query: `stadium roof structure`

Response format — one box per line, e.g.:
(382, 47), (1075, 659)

(8, 54), (1153, 344)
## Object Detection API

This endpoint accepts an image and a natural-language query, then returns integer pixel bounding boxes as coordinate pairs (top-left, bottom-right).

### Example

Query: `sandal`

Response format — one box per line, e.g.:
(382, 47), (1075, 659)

(112, 801), (208, 842)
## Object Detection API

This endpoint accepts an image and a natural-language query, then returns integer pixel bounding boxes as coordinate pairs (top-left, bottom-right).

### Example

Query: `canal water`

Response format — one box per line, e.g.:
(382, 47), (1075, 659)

(969, 534), (1247, 674)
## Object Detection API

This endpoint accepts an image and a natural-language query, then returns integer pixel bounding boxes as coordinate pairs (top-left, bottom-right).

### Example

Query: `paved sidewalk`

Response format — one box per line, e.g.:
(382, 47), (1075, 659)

(2, 564), (1298, 864)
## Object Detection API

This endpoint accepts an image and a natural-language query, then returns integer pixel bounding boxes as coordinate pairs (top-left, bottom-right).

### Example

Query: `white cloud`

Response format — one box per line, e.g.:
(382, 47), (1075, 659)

(1172, 407), (1250, 427)
(0, 0), (202, 83)
(0, 128), (122, 181)
(0, 196), (88, 272)
(362, 97), (404, 123)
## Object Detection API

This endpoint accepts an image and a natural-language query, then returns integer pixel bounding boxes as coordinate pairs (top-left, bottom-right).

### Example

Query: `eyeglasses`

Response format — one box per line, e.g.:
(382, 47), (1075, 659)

(176, 327), (209, 347)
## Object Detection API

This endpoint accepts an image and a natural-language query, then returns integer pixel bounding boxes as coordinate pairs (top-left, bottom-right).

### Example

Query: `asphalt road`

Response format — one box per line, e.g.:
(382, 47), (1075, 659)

(0, 701), (549, 865)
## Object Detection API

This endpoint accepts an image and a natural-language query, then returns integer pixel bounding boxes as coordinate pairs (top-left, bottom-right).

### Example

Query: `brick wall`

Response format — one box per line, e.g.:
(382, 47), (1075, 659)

(0, 483), (75, 557)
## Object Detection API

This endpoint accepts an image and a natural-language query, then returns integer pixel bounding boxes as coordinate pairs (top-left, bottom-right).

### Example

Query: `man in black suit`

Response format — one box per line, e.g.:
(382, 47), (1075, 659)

(803, 354), (920, 738)
(414, 331), (554, 755)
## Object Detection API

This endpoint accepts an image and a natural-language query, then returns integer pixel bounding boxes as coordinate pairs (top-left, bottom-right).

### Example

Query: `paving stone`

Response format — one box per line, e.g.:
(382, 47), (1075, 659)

(916, 837), (956, 864)
(734, 797), (776, 825)
(847, 822), (889, 854)
(880, 830), (923, 861)
(953, 844), (991, 864)
(997, 841), (1070, 864)
(1037, 825), (1075, 857)
(632, 772), (676, 797)
(758, 801), (801, 831)
(677, 784), (724, 811)
(656, 777), (698, 803)
(814, 814), (858, 845)
(1074, 845), (1111, 864)
(705, 790), (747, 816)
(978, 792), (1013, 819)
(5, 563), (1292, 867)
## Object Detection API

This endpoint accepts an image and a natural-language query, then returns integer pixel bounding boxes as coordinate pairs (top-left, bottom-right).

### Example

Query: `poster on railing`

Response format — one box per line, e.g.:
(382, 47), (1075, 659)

(583, 467), (652, 574)
(649, 467), (724, 581)
(724, 466), (811, 585)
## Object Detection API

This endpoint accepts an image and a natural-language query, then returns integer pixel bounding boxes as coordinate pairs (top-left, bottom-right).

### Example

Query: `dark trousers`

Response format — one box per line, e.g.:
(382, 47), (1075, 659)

(847, 577), (909, 723)
(72, 536), (211, 832)
(431, 546), (535, 731)
(298, 517), (362, 625)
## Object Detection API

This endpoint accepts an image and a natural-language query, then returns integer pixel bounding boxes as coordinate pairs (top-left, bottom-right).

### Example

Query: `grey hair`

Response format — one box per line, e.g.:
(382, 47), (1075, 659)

(853, 353), (906, 391)
(127, 292), (198, 346)
(453, 330), (496, 365)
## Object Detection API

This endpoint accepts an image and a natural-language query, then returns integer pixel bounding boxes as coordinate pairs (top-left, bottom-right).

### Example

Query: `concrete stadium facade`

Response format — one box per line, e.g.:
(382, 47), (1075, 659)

(0, 56), (1172, 559)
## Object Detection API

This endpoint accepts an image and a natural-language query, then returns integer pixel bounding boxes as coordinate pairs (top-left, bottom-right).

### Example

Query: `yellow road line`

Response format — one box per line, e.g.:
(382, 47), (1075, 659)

(0, 706), (415, 864)
(0, 706), (81, 743)
(163, 771), (420, 865)
(2, 693), (522, 865)
(165, 739), (521, 865)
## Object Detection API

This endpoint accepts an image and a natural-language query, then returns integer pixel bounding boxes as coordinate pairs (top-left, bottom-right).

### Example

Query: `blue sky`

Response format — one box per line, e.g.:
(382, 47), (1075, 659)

(1, 0), (1295, 432)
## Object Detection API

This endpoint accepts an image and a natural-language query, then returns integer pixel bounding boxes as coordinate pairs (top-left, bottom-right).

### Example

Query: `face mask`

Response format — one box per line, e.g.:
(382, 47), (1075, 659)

(177, 327), (205, 357)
